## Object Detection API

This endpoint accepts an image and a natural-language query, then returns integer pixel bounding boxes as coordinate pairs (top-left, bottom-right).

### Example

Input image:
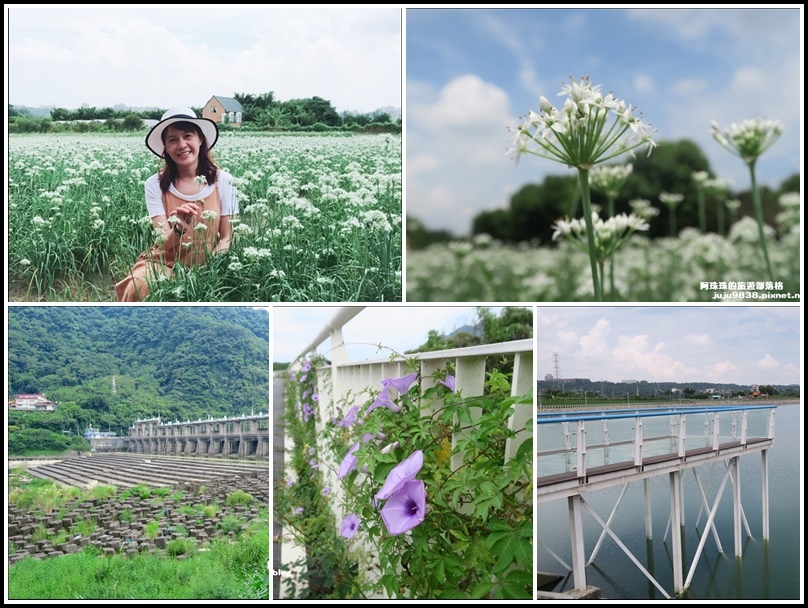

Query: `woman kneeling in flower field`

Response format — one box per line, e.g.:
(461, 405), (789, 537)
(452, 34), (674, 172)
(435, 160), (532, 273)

(115, 107), (238, 301)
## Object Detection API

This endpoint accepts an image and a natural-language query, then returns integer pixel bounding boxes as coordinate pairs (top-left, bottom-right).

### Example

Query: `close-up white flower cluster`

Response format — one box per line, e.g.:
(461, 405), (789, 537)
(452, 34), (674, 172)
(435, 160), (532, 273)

(510, 75), (657, 169)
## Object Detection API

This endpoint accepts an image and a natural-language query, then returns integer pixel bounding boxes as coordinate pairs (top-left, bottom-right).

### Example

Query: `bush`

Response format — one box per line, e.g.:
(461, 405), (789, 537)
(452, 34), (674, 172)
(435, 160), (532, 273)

(143, 520), (160, 540)
(219, 515), (244, 535)
(120, 484), (151, 500)
(165, 537), (193, 557)
(119, 508), (134, 522)
(225, 490), (253, 507)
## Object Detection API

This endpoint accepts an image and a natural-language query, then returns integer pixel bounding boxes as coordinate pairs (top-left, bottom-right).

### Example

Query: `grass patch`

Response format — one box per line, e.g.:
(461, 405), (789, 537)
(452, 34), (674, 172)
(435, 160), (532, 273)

(219, 515), (244, 535)
(143, 520), (160, 541)
(69, 517), (98, 538)
(119, 484), (151, 500)
(119, 508), (135, 523)
(177, 505), (197, 517)
(225, 489), (253, 507)
(8, 532), (268, 599)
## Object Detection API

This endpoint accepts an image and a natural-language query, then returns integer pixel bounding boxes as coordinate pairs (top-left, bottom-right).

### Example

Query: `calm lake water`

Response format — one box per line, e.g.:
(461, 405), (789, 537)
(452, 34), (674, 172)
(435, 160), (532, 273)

(536, 403), (802, 600)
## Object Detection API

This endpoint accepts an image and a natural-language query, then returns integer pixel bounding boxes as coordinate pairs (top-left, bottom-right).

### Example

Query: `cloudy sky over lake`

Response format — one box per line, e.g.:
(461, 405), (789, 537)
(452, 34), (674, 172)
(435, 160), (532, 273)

(537, 306), (800, 385)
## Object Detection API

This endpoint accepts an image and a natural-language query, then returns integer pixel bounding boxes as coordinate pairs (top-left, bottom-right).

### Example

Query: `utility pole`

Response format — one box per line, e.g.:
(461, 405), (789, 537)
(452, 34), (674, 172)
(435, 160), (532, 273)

(552, 352), (562, 393)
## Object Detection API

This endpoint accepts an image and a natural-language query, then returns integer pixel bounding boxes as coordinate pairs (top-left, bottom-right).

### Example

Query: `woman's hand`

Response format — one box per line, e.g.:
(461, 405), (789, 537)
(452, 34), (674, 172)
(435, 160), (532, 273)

(169, 202), (201, 234)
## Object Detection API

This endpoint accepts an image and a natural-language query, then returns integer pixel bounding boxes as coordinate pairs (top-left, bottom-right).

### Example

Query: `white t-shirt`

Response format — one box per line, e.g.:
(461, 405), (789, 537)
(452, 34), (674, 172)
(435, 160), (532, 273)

(145, 170), (239, 218)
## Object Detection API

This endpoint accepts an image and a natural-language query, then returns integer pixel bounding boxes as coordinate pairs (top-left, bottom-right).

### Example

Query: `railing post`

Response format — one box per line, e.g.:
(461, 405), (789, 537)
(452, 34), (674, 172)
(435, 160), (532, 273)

(451, 356), (486, 472)
(419, 359), (444, 422)
(633, 417), (643, 466)
(740, 410), (748, 445)
(505, 351), (533, 465)
(576, 420), (587, 478)
(712, 413), (720, 451)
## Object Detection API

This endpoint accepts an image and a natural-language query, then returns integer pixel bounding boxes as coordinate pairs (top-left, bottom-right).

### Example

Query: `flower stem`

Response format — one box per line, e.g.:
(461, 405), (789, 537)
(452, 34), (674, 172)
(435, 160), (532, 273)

(697, 188), (706, 234)
(748, 161), (775, 282)
(669, 207), (677, 237)
(577, 168), (603, 301)
(607, 193), (616, 300)
(716, 199), (725, 236)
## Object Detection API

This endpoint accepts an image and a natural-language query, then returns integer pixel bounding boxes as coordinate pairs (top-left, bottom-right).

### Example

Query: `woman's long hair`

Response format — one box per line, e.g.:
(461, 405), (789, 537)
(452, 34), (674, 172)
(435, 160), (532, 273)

(157, 121), (219, 193)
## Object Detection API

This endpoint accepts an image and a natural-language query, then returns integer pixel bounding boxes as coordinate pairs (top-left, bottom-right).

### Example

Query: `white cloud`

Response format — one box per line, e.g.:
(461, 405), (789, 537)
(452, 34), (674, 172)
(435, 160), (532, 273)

(407, 154), (440, 177)
(684, 333), (714, 347)
(610, 334), (695, 381)
(633, 73), (654, 93)
(578, 319), (611, 358)
(9, 7), (400, 112)
(669, 78), (708, 96)
(758, 353), (779, 369)
(409, 74), (510, 132)
(407, 74), (517, 230)
(709, 361), (738, 379)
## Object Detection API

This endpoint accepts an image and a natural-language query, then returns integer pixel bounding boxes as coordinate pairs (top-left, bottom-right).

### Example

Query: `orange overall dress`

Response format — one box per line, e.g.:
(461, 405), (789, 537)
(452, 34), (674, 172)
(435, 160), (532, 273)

(115, 185), (223, 302)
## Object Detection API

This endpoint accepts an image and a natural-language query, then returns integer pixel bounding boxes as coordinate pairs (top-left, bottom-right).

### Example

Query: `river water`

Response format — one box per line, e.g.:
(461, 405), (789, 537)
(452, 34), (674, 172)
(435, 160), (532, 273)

(536, 403), (802, 600)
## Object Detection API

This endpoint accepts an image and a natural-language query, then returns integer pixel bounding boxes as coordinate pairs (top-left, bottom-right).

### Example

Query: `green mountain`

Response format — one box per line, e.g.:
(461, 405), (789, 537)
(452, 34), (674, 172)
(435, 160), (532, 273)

(8, 307), (270, 436)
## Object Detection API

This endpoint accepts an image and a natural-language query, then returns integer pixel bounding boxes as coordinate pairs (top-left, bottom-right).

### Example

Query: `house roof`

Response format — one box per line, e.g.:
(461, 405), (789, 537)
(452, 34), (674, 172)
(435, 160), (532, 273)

(211, 96), (245, 113)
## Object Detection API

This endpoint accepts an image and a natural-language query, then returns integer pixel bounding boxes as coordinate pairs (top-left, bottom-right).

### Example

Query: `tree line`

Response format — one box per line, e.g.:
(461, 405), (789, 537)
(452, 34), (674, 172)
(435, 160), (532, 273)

(8, 307), (270, 454)
(9, 91), (401, 134)
(408, 139), (799, 246)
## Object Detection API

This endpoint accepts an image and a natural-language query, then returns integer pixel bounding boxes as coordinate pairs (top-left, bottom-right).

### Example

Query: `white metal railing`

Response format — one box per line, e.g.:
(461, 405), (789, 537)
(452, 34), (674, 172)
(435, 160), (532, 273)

(282, 307), (534, 597)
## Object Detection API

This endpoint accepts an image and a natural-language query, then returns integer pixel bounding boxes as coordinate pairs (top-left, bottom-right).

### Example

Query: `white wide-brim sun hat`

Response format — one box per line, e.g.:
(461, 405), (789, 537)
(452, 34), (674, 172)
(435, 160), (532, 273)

(145, 107), (219, 157)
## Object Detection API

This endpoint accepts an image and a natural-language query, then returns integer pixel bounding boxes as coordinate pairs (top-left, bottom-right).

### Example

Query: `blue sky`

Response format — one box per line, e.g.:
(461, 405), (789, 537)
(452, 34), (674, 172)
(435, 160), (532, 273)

(7, 6), (401, 113)
(406, 7), (803, 234)
(537, 306), (800, 385)
(272, 306), (526, 363)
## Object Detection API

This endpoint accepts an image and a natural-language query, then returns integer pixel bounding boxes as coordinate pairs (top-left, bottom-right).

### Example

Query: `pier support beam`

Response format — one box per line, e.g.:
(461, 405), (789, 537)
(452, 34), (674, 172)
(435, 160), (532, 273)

(669, 470), (684, 594)
(732, 456), (742, 556)
(761, 450), (769, 540)
(568, 494), (587, 591)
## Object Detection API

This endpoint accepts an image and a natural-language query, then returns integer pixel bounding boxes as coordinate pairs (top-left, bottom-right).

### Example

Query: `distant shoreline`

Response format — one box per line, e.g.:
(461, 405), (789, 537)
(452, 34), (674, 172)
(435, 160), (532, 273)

(538, 398), (800, 412)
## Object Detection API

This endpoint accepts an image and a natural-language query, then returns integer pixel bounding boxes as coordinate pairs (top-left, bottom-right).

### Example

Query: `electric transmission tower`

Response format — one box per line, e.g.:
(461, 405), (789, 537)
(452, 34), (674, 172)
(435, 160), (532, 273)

(552, 352), (562, 392)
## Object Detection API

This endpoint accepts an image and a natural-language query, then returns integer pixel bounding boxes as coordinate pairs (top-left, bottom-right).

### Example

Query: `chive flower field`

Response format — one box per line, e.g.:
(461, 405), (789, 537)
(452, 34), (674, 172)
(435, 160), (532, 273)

(406, 214), (800, 303)
(9, 133), (401, 302)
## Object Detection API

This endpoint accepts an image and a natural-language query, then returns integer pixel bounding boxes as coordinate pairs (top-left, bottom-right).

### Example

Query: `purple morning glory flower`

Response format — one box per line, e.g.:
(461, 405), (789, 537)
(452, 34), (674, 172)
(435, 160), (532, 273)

(322, 487), (331, 496)
(286, 479), (294, 487)
(294, 507), (304, 515)
(382, 373), (419, 395)
(340, 513), (360, 539)
(375, 450), (423, 501)
(337, 405), (360, 427)
(365, 386), (401, 416)
(338, 433), (375, 479)
(308, 447), (316, 455)
(302, 360), (312, 372)
(309, 458), (319, 469)
(380, 480), (426, 536)
(439, 375), (456, 392)
(312, 394), (319, 402)
(299, 374), (308, 384)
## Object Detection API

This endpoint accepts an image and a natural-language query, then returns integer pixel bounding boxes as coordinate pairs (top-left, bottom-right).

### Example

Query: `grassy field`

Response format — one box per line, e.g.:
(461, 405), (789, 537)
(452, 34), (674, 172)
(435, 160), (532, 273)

(7, 471), (269, 599)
